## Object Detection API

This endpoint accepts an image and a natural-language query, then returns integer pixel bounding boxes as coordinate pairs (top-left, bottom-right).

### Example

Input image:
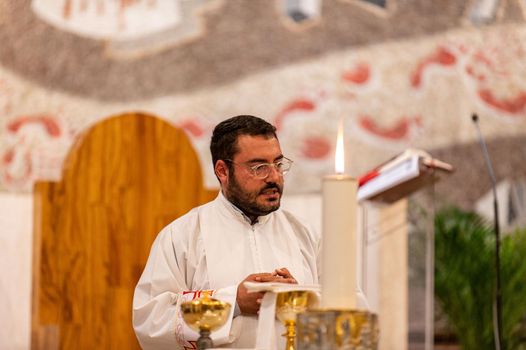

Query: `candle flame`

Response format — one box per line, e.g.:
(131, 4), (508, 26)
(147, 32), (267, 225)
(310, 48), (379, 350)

(335, 118), (345, 174)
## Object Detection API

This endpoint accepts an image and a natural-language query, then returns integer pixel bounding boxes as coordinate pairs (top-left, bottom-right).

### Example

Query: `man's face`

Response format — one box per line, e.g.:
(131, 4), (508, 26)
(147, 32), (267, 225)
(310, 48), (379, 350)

(223, 134), (285, 219)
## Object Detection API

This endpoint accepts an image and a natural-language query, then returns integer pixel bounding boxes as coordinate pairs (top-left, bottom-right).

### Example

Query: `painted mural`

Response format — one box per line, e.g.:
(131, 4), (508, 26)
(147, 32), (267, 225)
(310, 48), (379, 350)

(1, 23), (526, 193)
(29, 0), (225, 59)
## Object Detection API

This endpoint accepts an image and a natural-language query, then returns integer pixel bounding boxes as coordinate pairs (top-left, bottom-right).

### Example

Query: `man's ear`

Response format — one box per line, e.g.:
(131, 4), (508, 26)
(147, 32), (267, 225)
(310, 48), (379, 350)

(215, 160), (229, 185)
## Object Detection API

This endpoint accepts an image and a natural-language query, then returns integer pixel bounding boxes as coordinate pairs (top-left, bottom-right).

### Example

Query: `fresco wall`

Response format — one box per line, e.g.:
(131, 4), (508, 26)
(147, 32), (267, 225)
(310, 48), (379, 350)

(1, 23), (526, 194)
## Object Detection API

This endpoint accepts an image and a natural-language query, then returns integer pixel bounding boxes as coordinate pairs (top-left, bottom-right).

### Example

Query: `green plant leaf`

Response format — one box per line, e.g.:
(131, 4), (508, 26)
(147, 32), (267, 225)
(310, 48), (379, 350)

(434, 207), (526, 349)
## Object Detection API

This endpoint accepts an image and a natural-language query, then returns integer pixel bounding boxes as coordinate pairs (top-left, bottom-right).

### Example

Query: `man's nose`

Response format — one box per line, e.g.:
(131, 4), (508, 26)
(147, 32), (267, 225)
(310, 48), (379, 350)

(265, 165), (282, 182)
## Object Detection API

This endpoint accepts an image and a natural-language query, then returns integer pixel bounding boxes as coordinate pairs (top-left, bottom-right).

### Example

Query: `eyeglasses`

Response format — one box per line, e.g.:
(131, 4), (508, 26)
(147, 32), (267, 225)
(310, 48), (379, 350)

(225, 157), (293, 179)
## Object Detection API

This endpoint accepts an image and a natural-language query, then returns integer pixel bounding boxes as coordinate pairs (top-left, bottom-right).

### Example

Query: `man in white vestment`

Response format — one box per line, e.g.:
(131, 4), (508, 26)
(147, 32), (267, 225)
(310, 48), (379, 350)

(133, 115), (320, 349)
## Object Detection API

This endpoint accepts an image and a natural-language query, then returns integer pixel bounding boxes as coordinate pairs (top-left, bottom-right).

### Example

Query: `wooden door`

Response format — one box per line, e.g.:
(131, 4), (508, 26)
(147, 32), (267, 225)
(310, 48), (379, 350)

(31, 112), (217, 349)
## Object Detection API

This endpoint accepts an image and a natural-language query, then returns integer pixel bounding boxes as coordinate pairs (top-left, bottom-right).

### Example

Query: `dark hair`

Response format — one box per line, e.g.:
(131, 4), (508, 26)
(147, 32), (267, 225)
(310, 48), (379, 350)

(210, 115), (277, 168)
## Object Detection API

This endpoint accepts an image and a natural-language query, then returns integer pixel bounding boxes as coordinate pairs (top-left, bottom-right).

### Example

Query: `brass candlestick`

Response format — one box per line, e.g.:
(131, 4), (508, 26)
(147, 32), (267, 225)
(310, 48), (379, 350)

(180, 294), (231, 350)
(275, 290), (312, 350)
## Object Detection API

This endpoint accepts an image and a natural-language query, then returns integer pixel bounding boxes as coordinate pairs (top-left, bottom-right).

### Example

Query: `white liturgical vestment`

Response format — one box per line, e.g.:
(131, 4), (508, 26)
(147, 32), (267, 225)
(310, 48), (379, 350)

(133, 192), (321, 349)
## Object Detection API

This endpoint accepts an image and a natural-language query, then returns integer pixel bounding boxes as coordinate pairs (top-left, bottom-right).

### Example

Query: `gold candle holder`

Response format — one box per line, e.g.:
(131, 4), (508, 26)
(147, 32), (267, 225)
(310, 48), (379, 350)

(180, 294), (231, 350)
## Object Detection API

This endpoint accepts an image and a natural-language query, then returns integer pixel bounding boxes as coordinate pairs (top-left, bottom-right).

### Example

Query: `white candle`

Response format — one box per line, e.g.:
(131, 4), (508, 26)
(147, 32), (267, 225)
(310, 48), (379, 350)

(320, 118), (357, 309)
(321, 175), (357, 309)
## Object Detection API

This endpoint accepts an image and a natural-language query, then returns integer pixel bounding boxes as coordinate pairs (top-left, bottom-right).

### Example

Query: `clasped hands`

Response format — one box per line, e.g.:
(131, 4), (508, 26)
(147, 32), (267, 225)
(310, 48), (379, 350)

(236, 267), (297, 315)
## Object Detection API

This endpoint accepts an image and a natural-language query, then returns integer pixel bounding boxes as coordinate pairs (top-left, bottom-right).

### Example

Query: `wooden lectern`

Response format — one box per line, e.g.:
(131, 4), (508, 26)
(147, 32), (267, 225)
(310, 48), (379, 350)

(358, 151), (452, 350)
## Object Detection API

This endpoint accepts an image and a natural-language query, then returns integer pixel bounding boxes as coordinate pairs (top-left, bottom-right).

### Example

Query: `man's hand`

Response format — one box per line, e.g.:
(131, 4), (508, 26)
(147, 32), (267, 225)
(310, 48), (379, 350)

(236, 271), (297, 315)
(272, 267), (297, 283)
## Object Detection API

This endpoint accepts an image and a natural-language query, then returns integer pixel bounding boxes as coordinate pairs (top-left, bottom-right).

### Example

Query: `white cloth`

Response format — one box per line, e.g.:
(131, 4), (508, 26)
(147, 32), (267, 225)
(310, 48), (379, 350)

(133, 192), (321, 350)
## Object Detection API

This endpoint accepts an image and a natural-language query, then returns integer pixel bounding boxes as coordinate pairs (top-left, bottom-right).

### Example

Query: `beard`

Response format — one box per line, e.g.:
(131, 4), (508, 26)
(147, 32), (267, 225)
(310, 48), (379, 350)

(226, 173), (283, 219)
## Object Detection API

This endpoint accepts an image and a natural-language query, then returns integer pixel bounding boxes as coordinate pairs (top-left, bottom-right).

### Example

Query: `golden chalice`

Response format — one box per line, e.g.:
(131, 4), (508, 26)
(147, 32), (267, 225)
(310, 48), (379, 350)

(180, 294), (231, 350)
(275, 290), (313, 350)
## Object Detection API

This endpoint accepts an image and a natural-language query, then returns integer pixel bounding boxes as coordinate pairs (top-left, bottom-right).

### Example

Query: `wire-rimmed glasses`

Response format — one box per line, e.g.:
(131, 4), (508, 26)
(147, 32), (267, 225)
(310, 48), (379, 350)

(224, 157), (293, 179)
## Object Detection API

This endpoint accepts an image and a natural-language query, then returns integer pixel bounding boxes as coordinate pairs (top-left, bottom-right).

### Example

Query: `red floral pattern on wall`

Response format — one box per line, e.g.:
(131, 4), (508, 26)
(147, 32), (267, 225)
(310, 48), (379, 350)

(1, 114), (72, 191)
(358, 115), (422, 141)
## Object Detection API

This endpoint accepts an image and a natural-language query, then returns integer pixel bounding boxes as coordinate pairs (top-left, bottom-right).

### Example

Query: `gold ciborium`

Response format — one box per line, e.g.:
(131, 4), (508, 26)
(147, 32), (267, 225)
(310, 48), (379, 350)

(275, 290), (312, 350)
(180, 294), (231, 350)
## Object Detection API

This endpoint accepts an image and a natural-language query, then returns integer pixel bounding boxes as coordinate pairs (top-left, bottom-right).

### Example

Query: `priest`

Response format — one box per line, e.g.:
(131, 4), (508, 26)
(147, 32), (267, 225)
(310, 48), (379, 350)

(133, 115), (321, 349)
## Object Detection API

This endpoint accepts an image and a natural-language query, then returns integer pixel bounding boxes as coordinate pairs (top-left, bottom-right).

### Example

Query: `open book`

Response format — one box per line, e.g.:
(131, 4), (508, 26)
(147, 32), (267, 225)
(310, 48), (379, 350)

(357, 149), (453, 203)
